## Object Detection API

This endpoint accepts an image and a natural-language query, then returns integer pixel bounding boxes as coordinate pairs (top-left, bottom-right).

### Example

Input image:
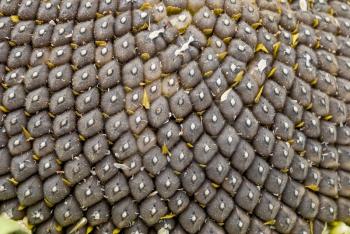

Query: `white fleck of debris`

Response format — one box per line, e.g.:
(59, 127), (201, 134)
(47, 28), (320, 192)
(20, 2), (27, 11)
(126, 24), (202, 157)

(257, 59), (267, 72)
(220, 88), (232, 102)
(300, 0), (307, 11)
(149, 28), (165, 40)
(175, 35), (194, 56)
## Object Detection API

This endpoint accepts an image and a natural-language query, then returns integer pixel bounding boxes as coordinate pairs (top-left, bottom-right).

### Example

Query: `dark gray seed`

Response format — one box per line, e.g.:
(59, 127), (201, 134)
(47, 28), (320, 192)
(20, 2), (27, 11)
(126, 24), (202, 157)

(304, 167), (322, 188)
(114, 33), (136, 63)
(234, 179), (260, 213)
(52, 111), (76, 137)
(282, 179), (305, 209)
(190, 81), (212, 112)
(283, 97), (303, 124)
(179, 61), (202, 89)
(8, 134), (31, 156)
(193, 6), (216, 32)
(36, 218), (61, 234)
(231, 140), (255, 173)
(320, 146), (339, 169)
(206, 154), (230, 184)
(339, 171), (350, 197)
(200, 220), (225, 234)
(260, 10), (280, 33)
(241, 1), (259, 23)
(64, 155), (91, 185)
(0, 199), (25, 221)
(72, 43), (95, 68)
(27, 111), (51, 138)
(124, 219), (149, 234)
(236, 21), (257, 48)
(311, 89), (330, 117)
(32, 23), (53, 48)
(98, 0), (117, 13)
(329, 98), (347, 124)
(112, 132), (137, 161)
(83, 134), (109, 164)
(194, 180), (216, 205)
(48, 64), (73, 91)
(317, 195), (337, 223)
(337, 198), (350, 224)
(276, 43), (295, 66)
(87, 201), (110, 226)
(228, 39), (254, 63)
(272, 61), (295, 90)
(129, 171), (154, 201)
(24, 65), (49, 91)
(203, 105), (226, 136)
(291, 78), (312, 108)
(17, 176), (43, 207)
(104, 171), (129, 204)
(313, 220), (327, 234)
(247, 217), (271, 234)
(305, 139), (322, 165)
(206, 189), (234, 223)
(78, 109), (103, 138)
(95, 155), (117, 183)
(51, 22), (74, 47)
(54, 196), (83, 227)
(3, 85), (26, 111)
(319, 169), (339, 198)
(253, 97), (276, 126)
(182, 113), (203, 145)
(298, 24), (317, 47)
(225, 206), (250, 234)
(94, 222), (115, 234)
(289, 154), (309, 181)
(337, 78), (350, 102)
(96, 42), (114, 66)
(274, 113), (294, 141)
(316, 70), (337, 95)
(147, 96), (169, 128)
(0, 148), (11, 175)
(254, 191), (280, 221)
(292, 130), (306, 152)
(111, 197), (138, 228)
(72, 65), (97, 92)
(0, 175), (16, 201)
(121, 154), (142, 177)
(168, 191), (190, 215)
(179, 202), (206, 234)
(38, 154), (61, 180)
(317, 49), (339, 75)
(140, 195), (168, 226)
(49, 45), (72, 67)
(253, 127), (275, 157)
(37, 0), (59, 22)
(27, 201), (51, 225)
(11, 21), (35, 45)
(8, 44), (32, 69)
(162, 73), (180, 97)
(246, 156), (270, 186)
(303, 111), (321, 138)
(274, 205), (297, 234)
(137, 127), (156, 153)
(338, 146), (350, 171)
(155, 168), (180, 199)
(105, 111), (128, 142)
(221, 168), (242, 196)
(205, 68), (228, 97)
(98, 60), (121, 89)
(221, 56), (246, 85)
(193, 134), (217, 165)
(263, 80), (286, 110)
(114, 11), (132, 37)
(318, 31), (338, 53)
(169, 89), (192, 119)
(219, 89), (243, 123)
(74, 176), (103, 208)
(76, 0), (98, 21)
(256, 27), (277, 53)
(143, 146), (167, 175)
(297, 190), (319, 220)
(25, 87), (49, 114)
(94, 15), (114, 41)
(11, 151), (37, 182)
(55, 133), (81, 162)
(58, 0), (79, 21)
(143, 57), (161, 83)
(264, 168), (288, 196)
(280, 9), (297, 30)
(4, 68), (26, 87)
(4, 109), (27, 136)
(216, 125), (239, 157)
(101, 86), (125, 116)
(159, 45), (182, 73)
(0, 17), (13, 40)
(234, 108), (259, 140)
(181, 163), (205, 195)
(50, 88), (75, 115)
(209, 35), (227, 55)
(76, 88), (100, 115)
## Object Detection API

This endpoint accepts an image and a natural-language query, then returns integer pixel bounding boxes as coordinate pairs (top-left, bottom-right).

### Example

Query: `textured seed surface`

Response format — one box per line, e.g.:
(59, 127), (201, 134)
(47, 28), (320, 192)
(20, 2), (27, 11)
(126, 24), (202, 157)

(0, 0), (350, 233)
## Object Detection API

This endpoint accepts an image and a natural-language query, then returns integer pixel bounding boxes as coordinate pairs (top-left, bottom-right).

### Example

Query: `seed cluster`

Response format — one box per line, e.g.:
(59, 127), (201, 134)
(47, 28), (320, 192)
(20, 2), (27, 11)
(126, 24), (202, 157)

(0, 0), (350, 233)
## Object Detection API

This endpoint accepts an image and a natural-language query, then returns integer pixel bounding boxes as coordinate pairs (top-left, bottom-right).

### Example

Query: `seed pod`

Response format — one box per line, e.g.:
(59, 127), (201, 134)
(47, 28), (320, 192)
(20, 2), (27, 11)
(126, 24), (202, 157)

(4, 109), (27, 136)
(230, 140), (254, 173)
(297, 190), (319, 220)
(137, 128), (156, 153)
(206, 189), (234, 223)
(205, 69), (228, 97)
(254, 191), (280, 222)
(53, 111), (76, 137)
(253, 127), (275, 157)
(11, 151), (37, 182)
(54, 196), (83, 227)
(55, 133), (81, 162)
(181, 163), (205, 195)
(64, 155), (91, 185)
(38, 154), (61, 180)
(48, 64), (72, 91)
(101, 86), (125, 116)
(112, 131), (138, 161)
(94, 222), (115, 234)
(95, 155), (117, 183)
(114, 33), (136, 63)
(282, 179), (305, 209)
(206, 154), (230, 184)
(253, 97), (276, 126)
(111, 197), (138, 228)
(234, 179), (260, 213)
(27, 201), (51, 225)
(304, 167), (322, 188)
(234, 108), (259, 140)
(98, 61), (121, 90)
(228, 39), (254, 63)
(147, 96), (170, 128)
(3, 85), (26, 111)
(50, 88), (74, 115)
(140, 195), (168, 226)
(194, 180), (216, 205)
(319, 169), (339, 198)
(27, 111), (51, 138)
(129, 171), (154, 201)
(292, 130), (306, 153)
(0, 148), (11, 175)
(219, 89), (243, 123)
(143, 146), (167, 175)
(87, 201), (110, 226)
(225, 207), (250, 234)
(75, 88), (100, 115)
(169, 89), (192, 119)
(317, 195), (337, 223)
(17, 175), (43, 207)
(74, 176), (104, 208)
(179, 202), (206, 234)
(0, 175), (16, 201)
(320, 145), (339, 169)
(289, 154), (309, 181)
(265, 168), (288, 196)
(155, 168), (180, 199)
(274, 205), (297, 234)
